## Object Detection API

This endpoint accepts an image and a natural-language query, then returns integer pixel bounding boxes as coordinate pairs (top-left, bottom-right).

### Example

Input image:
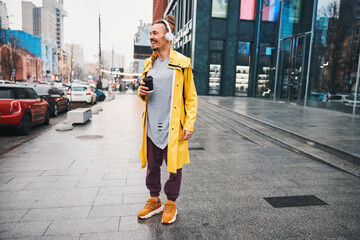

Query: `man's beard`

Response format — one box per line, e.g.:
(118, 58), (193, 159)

(151, 47), (159, 51)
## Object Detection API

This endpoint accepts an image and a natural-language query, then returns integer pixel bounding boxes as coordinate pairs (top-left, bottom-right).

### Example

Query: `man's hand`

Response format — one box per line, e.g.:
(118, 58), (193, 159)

(139, 82), (150, 97)
(181, 129), (193, 141)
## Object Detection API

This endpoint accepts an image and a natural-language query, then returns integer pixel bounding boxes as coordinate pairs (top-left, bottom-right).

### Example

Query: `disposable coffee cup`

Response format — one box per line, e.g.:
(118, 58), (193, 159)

(143, 76), (154, 93)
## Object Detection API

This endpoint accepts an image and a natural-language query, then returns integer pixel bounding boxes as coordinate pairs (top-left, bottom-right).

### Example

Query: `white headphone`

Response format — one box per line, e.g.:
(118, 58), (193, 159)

(162, 19), (174, 42)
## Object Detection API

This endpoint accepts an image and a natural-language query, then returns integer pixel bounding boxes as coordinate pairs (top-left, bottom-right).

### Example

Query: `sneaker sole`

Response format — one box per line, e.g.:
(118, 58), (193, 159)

(162, 209), (177, 224)
(138, 205), (164, 219)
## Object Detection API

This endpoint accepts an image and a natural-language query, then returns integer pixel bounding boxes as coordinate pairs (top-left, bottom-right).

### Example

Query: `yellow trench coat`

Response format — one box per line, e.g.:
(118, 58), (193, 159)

(138, 49), (198, 173)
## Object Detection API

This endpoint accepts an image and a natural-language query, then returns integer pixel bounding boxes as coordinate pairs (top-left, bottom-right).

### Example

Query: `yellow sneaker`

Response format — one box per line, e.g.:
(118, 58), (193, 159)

(137, 197), (163, 219)
(162, 200), (177, 224)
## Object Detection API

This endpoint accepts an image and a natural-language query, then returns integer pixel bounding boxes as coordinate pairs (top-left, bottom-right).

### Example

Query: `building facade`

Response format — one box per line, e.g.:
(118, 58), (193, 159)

(163, 0), (360, 115)
(3, 30), (41, 57)
(133, 20), (152, 73)
(57, 49), (71, 82)
(22, 1), (57, 42)
(43, 0), (67, 50)
(0, 1), (9, 29)
(0, 44), (42, 82)
(42, 36), (58, 81)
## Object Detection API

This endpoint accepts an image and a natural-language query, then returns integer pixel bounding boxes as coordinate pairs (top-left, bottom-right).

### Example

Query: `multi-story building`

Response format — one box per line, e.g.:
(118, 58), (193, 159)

(22, 0), (67, 50)
(159, 0), (360, 115)
(57, 49), (71, 82)
(0, 1), (9, 29)
(65, 43), (84, 68)
(22, 1), (57, 42)
(42, 36), (58, 81)
(0, 44), (42, 82)
(43, 0), (67, 50)
(153, 0), (168, 23)
(102, 50), (125, 71)
(133, 20), (152, 73)
(2, 30), (41, 57)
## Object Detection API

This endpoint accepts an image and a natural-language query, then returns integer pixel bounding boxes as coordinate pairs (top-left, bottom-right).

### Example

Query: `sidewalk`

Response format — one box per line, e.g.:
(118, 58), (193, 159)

(202, 96), (360, 161)
(0, 94), (359, 239)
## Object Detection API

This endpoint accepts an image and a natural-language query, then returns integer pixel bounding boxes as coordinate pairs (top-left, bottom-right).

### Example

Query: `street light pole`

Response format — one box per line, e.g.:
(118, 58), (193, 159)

(98, 14), (102, 89)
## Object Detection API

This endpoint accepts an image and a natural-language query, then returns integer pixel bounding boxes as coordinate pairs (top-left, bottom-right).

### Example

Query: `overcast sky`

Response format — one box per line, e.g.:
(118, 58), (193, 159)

(4, 0), (153, 69)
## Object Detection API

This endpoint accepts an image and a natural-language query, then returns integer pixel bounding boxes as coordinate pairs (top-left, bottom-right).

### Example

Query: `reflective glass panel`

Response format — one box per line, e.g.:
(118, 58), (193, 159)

(240, 0), (256, 20)
(262, 0), (280, 22)
(212, 0), (228, 18)
(308, 0), (360, 114)
(235, 42), (251, 96)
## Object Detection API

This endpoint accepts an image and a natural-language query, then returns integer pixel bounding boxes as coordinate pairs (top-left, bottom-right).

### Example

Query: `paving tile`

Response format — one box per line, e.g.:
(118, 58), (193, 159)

(45, 218), (119, 235)
(0, 221), (51, 238)
(79, 230), (152, 240)
(6, 176), (59, 184)
(77, 179), (126, 188)
(20, 207), (91, 222)
(41, 169), (86, 176)
(0, 183), (29, 192)
(88, 204), (143, 218)
(123, 193), (149, 205)
(93, 194), (124, 206)
(1, 235), (80, 240)
(98, 186), (125, 195)
(56, 174), (104, 182)
(0, 209), (28, 223)
(24, 182), (78, 191)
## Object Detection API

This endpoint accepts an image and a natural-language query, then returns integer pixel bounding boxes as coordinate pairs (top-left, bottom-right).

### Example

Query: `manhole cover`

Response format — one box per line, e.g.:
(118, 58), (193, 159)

(76, 135), (103, 140)
(264, 195), (328, 208)
(189, 147), (205, 151)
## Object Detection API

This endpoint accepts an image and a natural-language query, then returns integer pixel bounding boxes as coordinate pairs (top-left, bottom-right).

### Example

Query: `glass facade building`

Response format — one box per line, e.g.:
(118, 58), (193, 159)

(164, 0), (360, 114)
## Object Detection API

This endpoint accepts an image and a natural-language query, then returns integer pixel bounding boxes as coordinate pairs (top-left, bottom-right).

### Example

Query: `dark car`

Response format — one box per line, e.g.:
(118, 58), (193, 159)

(93, 87), (106, 101)
(31, 84), (70, 117)
(0, 84), (50, 135)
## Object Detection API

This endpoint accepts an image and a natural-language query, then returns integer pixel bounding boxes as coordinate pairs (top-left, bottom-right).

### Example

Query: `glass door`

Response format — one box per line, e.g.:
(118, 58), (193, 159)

(279, 34), (307, 103)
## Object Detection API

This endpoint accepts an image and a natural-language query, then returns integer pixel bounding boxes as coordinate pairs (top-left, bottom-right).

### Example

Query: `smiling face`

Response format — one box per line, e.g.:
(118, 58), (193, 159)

(149, 23), (169, 52)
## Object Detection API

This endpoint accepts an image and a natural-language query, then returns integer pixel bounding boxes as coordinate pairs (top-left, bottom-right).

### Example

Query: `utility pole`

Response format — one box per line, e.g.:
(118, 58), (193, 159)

(112, 46), (114, 82)
(98, 14), (102, 89)
(70, 45), (73, 83)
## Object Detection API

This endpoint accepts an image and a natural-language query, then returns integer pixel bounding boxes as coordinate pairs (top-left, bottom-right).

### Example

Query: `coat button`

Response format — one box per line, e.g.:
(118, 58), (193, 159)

(172, 128), (174, 130)
(174, 107), (176, 109)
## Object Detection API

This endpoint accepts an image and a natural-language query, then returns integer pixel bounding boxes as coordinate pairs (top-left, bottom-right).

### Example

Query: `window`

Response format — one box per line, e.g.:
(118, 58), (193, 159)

(240, 0), (256, 20)
(235, 42), (251, 96)
(0, 88), (15, 99)
(262, 0), (281, 22)
(212, 0), (228, 18)
(210, 40), (224, 50)
(15, 88), (38, 99)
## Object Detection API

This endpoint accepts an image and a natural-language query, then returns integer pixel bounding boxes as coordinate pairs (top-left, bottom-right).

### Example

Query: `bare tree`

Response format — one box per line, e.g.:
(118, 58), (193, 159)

(1, 36), (21, 81)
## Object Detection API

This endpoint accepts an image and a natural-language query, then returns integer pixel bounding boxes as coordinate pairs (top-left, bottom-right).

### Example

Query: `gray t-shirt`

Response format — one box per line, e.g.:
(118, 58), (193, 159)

(146, 57), (174, 149)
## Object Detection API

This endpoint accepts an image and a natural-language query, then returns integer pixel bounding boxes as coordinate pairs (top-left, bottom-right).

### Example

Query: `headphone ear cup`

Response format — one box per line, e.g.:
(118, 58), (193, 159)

(165, 32), (174, 41)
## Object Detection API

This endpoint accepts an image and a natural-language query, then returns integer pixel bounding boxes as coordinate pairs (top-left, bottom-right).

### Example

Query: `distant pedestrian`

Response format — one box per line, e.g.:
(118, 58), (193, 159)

(137, 15), (198, 224)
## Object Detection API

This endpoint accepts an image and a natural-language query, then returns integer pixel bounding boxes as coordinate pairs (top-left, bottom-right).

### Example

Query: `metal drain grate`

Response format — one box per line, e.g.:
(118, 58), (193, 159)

(76, 135), (103, 140)
(264, 195), (328, 208)
(189, 147), (205, 151)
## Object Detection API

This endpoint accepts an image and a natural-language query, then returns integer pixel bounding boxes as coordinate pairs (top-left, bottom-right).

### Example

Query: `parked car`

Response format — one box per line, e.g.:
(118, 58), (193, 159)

(309, 92), (328, 101)
(93, 87), (106, 101)
(0, 80), (13, 84)
(31, 84), (70, 117)
(327, 94), (358, 106)
(67, 84), (97, 104)
(0, 84), (50, 135)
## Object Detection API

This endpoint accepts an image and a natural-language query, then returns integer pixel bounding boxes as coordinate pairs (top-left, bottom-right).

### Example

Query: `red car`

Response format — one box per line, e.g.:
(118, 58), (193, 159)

(0, 84), (50, 135)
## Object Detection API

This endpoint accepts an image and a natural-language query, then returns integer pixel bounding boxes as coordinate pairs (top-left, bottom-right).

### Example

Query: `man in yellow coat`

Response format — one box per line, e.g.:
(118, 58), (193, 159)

(137, 15), (198, 224)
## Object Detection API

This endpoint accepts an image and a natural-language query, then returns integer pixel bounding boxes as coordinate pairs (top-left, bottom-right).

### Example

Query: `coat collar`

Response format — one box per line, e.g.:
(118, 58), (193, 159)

(143, 48), (190, 73)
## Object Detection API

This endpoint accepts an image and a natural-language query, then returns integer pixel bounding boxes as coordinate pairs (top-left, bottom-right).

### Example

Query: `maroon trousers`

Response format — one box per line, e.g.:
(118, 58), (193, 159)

(146, 137), (182, 202)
